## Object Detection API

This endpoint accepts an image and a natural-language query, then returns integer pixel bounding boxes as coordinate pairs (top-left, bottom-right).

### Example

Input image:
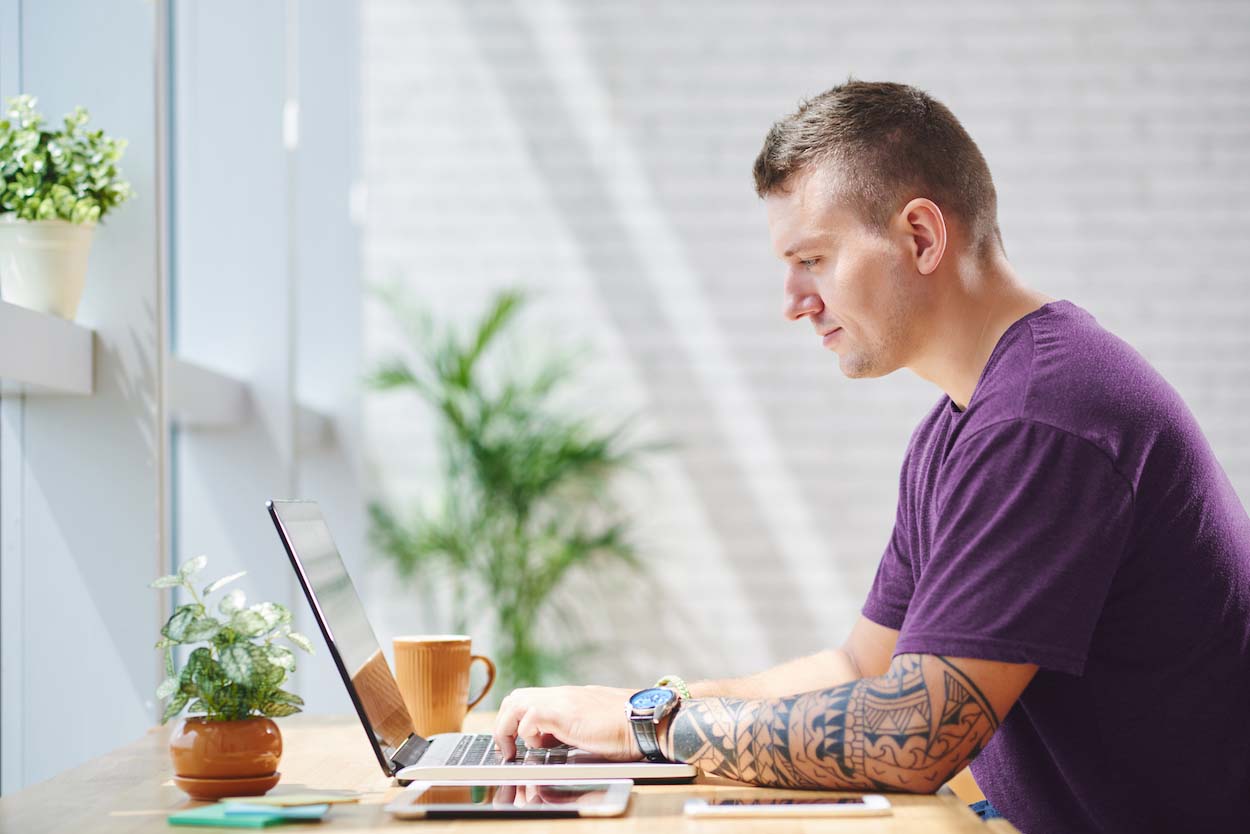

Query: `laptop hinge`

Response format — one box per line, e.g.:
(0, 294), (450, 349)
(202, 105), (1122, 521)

(390, 734), (430, 772)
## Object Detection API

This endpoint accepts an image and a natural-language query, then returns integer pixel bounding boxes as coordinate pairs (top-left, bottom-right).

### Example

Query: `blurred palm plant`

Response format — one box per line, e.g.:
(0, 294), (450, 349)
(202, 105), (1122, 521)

(367, 289), (645, 694)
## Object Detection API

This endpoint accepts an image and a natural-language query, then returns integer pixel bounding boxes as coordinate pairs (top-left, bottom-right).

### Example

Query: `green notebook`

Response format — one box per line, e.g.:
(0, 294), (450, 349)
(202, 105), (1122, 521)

(168, 803), (287, 828)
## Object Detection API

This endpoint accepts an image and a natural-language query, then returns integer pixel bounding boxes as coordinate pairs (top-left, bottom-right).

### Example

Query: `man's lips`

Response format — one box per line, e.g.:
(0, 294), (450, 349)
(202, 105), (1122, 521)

(821, 327), (843, 347)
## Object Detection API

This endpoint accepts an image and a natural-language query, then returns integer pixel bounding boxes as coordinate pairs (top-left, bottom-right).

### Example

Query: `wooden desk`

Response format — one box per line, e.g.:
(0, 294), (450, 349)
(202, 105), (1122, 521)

(0, 713), (1019, 832)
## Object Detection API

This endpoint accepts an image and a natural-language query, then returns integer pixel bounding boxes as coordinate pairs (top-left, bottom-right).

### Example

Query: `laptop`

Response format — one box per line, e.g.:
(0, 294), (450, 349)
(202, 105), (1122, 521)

(267, 499), (696, 783)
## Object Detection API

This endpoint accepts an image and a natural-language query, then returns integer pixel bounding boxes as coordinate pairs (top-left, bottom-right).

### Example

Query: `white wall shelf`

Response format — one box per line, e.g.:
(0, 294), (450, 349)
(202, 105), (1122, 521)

(168, 356), (252, 428)
(296, 403), (335, 452)
(0, 300), (95, 396)
(168, 356), (334, 451)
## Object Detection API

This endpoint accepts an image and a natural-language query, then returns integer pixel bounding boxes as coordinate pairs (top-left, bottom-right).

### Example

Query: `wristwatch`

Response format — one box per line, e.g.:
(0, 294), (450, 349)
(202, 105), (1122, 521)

(627, 687), (681, 762)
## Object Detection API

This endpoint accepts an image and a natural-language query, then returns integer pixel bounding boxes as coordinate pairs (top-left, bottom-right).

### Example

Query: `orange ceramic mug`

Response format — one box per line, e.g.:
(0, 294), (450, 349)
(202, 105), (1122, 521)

(393, 635), (496, 737)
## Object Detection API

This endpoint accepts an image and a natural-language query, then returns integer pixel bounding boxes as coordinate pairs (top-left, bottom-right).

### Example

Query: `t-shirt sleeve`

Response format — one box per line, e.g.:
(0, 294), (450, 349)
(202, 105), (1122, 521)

(862, 510), (914, 631)
(862, 451), (917, 631)
(894, 420), (1134, 675)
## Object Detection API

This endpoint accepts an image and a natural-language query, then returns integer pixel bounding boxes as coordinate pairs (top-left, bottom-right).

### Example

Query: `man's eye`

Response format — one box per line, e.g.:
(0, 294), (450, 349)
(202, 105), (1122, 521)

(800, 258), (820, 269)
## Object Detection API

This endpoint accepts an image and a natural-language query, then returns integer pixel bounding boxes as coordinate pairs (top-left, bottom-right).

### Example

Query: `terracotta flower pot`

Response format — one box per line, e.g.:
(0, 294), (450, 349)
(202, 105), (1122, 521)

(169, 717), (282, 800)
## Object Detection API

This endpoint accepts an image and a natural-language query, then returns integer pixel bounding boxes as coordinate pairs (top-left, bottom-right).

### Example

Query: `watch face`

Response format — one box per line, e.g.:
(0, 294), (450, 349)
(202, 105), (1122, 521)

(630, 687), (676, 711)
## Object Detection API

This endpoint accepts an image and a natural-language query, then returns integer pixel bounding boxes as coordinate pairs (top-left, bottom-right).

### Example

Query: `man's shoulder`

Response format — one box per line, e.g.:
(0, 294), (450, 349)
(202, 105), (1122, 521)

(960, 300), (1186, 460)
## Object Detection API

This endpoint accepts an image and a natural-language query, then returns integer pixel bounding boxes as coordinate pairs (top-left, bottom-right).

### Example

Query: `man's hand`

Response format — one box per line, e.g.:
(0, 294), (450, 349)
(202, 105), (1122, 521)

(492, 685), (641, 761)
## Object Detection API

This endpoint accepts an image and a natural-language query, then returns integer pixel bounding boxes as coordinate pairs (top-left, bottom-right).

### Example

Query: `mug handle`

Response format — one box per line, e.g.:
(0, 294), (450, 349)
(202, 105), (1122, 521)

(466, 655), (497, 710)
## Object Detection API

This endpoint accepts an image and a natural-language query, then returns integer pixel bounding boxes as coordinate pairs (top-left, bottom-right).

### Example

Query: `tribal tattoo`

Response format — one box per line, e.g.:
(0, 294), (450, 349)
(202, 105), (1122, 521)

(665, 654), (999, 792)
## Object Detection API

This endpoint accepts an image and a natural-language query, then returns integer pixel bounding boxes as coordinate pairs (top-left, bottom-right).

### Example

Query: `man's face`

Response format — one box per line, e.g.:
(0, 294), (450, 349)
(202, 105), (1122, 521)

(766, 167), (924, 379)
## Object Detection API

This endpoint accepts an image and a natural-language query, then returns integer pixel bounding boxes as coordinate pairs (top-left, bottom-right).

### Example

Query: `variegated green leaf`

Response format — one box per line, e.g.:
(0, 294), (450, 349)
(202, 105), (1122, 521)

(195, 668), (221, 697)
(230, 609), (268, 637)
(161, 604), (203, 642)
(164, 648), (175, 679)
(219, 588), (246, 615)
(246, 643), (271, 670)
(181, 616), (222, 642)
(260, 702), (301, 718)
(187, 699), (208, 714)
(266, 663), (286, 687)
(149, 574), (182, 589)
(245, 645), (282, 687)
(286, 631), (314, 654)
(219, 644), (254, 686)
(154, 637), (176, 649)
(203, 571), (246, 596)
(162, 691), (189, 723)
(269, 689), (304, 706)
(249, 602), (288, 632)
(181, 647), (211, 684)
(178, 555), (208, 581)
(266, 644), (295, 671)
(156, 676), (179, 699)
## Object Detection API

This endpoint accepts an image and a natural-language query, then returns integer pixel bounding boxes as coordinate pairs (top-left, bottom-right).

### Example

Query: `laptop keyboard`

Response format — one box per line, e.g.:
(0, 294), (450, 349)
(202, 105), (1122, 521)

(446, 734), (571, 767)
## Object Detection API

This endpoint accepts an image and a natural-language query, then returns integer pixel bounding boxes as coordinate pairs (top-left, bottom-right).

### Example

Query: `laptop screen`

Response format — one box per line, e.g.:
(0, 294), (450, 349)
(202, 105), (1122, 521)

(267, 499), (419, 773)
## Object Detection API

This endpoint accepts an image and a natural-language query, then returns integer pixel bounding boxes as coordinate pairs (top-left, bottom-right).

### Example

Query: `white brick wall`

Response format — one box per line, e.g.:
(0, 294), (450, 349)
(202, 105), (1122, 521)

(359, 0), (1250, 688)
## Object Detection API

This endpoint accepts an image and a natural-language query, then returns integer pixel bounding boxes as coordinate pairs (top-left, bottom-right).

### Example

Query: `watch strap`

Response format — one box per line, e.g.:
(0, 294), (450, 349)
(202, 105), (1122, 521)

(631, 715), (665, 762)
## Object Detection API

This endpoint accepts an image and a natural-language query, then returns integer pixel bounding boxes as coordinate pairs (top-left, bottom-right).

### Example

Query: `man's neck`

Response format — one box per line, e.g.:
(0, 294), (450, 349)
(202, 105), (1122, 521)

(908, 256), (1054, 411)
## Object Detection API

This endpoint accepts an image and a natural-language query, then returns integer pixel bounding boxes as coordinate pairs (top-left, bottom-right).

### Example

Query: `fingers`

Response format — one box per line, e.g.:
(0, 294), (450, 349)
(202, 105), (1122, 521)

(516, 705), (552, 749)
(494, 688), (556, 758)
(494, 688), (571, 760)
(492, 690), (525, 760)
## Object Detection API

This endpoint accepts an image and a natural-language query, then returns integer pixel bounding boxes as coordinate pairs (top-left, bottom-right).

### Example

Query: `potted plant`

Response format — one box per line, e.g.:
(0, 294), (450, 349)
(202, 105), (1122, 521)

(368, 289), (650, 696)
(0, 94), (133, 319)
(151, 556), (314, 800)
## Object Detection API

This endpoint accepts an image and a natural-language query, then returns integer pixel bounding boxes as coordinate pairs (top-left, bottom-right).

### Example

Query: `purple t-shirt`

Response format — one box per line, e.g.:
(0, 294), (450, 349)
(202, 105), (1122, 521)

(863, 300), (1250, 834)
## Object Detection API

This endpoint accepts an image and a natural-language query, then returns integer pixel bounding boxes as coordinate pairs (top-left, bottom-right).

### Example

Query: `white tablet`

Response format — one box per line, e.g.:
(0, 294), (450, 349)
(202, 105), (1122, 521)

(385, 779), (633, 819)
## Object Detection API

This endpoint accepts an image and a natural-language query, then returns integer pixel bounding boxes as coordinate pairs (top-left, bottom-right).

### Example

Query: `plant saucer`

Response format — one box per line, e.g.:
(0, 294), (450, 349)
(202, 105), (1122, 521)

(173, 772), (281, 801)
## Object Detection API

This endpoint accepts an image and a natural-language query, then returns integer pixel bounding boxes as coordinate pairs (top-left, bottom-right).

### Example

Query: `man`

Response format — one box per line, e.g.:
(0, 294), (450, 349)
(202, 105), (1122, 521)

(492, 81), (1250, 833)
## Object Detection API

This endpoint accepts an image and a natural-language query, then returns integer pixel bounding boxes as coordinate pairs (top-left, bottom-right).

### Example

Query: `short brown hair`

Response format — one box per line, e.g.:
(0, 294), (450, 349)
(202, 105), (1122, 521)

(754, 80), (1003, 253)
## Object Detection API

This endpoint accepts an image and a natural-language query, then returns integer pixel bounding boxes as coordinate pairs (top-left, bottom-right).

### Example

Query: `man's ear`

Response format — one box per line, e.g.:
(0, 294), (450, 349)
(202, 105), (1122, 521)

(897, 198), (946, 275)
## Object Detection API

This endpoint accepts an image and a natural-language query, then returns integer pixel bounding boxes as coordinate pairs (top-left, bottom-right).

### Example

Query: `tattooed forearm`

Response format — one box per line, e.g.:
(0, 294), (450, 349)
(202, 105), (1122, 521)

(664, 654), (999, 792)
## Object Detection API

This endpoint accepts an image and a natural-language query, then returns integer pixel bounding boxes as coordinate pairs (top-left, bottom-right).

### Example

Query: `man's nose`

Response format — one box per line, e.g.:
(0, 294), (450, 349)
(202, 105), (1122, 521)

(783, 265), (822, 321)
(784, 290), (822, 321)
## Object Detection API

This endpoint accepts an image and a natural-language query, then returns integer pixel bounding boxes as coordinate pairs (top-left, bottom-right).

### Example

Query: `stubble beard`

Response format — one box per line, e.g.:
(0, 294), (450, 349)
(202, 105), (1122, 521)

(836, 297), (911, 380)
(837, 341), (885, 378)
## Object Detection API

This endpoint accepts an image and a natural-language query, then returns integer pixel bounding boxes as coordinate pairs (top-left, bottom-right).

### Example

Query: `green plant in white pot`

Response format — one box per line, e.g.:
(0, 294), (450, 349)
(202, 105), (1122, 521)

(0, 95), (133, 319)
(151, 556), (315, 800)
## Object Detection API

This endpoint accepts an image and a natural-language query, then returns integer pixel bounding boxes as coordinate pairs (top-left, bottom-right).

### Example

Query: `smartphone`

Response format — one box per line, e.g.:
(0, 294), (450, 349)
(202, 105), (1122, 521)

(684, 794), (892, 818)
(385, 780), (633, 819)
